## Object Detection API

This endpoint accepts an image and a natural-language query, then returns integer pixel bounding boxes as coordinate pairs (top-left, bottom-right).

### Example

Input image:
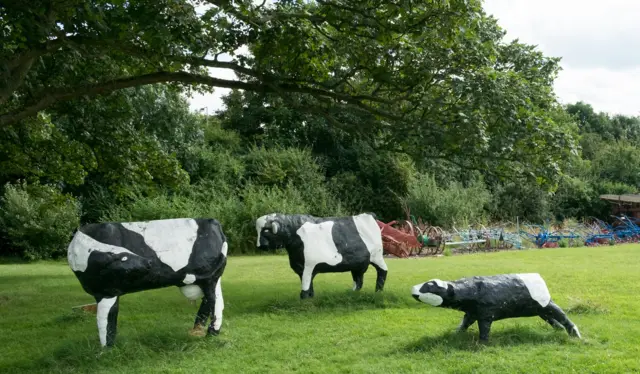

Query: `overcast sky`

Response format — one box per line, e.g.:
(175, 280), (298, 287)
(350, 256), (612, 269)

(188, 0), (640, 116)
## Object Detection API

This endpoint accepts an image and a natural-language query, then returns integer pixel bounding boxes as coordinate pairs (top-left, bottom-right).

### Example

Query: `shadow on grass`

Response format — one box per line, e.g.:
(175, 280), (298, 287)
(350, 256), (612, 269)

(402, 325), (581, 353)
(2, 328), (226, 373)
(233, 289), (420, 317)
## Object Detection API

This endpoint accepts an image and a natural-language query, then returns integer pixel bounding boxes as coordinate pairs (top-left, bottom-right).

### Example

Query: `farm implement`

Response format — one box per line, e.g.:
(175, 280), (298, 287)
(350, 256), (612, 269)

(583, 215), (640, 246)
(519, 222), (583, 248)
(376, 216), (446, 258)
(376, 211), (522, 257)
(377, 212), (640, 257)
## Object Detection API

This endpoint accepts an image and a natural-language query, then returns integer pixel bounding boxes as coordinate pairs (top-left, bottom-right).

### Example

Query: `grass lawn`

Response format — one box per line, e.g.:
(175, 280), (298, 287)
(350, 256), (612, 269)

(1, 245), (639, 374)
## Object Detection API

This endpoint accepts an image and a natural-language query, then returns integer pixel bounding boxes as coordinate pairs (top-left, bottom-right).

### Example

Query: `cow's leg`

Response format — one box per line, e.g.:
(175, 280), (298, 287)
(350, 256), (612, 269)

(543, 301), (581, 338)
(201, 279), (221, 336)
(213, 277), (224, 332)
(351, 270), (364, 291)
(477, 319), (493, 342)
(190, 296), (210, 337)
(369, 258), (388, 292)
(457, 313), (476, 332)
(96, 296), (119, 347)
(308, 274), (316, 298)
(539, 315), (564, 330)
(300, 265), (315, 299)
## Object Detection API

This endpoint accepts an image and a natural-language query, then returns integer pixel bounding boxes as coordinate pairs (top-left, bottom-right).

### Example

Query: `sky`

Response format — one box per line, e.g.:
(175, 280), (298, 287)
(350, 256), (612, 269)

(188, 0), (640, 116)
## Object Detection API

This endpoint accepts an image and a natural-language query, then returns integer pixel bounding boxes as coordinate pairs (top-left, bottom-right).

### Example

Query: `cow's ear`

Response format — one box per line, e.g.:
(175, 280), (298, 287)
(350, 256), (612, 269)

(447, 283), (454, 298)
(271, 221), (279, 234)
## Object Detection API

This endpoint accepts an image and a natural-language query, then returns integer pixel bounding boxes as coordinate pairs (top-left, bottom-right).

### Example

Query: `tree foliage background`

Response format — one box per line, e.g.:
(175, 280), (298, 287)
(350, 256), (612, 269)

(1, 0), (638, 259)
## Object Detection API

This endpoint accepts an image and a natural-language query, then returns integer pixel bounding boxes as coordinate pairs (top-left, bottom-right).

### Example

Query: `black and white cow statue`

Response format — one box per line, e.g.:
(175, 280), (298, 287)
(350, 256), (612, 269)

(256, 213), (388, 299)
(67, 218), (228, 347)
(411, 273), (582, 342)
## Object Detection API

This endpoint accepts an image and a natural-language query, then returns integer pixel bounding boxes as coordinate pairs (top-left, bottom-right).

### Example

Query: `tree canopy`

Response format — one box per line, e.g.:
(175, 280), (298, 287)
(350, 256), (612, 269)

(2, 0), (577, 183)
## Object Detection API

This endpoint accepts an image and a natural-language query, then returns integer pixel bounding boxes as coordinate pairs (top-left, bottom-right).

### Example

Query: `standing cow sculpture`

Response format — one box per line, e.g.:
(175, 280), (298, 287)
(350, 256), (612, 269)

(256, 213), (388, 299)
(67, 218), (228, 347)
(411, 273), (582, 342)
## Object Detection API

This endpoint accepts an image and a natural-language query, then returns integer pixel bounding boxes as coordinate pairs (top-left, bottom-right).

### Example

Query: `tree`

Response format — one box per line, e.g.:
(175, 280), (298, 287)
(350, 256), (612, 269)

(2, 0), (578, 183)
(592, 141), (640, 188)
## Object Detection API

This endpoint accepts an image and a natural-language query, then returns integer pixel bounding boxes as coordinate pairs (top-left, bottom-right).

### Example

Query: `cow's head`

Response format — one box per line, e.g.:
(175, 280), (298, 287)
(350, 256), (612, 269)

(256, 214), (284, 250)
(411, 279), (453, 306)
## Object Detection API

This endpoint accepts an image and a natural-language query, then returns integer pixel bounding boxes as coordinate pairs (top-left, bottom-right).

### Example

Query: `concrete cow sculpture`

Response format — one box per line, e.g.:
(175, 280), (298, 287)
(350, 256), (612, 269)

(67, 218), (228, 347)
(411, 273), (582, 342)
(256, 213), (388, 299)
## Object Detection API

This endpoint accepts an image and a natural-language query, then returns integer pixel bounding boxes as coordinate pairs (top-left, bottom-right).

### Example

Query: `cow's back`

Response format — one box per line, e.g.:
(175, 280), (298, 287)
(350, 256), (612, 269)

(452, 274), (551, 319)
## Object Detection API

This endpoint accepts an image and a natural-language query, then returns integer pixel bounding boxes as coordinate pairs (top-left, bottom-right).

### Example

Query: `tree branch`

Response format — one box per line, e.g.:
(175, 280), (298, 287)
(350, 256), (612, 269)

(0, 71), (401, 127)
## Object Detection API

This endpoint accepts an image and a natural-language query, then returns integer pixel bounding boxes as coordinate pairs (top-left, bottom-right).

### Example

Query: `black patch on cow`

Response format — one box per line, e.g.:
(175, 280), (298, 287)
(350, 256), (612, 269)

(186, 219), (227, 285)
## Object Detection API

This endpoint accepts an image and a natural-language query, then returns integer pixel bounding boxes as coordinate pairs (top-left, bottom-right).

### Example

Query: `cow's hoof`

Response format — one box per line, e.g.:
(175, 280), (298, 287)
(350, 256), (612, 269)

(570, 326), (582, 339)
(189, 325), (207, 337)
(300, 291), (312, 299)
(207, 329), (220, 336)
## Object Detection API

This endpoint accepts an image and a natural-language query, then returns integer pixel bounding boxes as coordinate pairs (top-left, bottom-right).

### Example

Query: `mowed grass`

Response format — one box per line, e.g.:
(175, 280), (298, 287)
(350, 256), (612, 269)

(1, 245), (640, 374)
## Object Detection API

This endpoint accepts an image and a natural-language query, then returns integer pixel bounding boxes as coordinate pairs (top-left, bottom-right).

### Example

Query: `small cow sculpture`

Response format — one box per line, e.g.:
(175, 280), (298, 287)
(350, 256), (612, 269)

(411, 273), (582, 342)
(256, 213), (388, 299)
(67, 218), (228, 347)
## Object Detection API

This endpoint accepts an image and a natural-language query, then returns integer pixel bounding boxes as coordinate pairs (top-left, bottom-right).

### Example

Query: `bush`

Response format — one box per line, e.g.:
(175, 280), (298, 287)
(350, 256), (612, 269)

(181, 146), (245, 189)
(405, 173), (490, 228)
(0, 181), (81, 260)
(101, 181), (346, 255)
(328, 149), (416, 221)
(243, 146), (325, 189)
(488, 181), (550, 223)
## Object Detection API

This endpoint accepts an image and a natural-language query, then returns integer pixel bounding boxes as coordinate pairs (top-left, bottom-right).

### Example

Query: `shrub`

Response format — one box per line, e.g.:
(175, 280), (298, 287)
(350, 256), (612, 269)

(101, 193), (207, 223)
(181, 146), (245, 189)
(100, 180), (346, 255)
(243, 146), (325, 189)
(405, 173), (490, 228)
(328, 150), (416, 221)
(0, 181), (81, 260)
(487, 181), (550, 223)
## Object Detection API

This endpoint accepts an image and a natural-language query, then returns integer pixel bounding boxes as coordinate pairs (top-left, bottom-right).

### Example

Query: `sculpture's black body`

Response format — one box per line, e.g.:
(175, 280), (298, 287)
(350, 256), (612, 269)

(411, 273), (582, 342)
(67, 218), (228, 347)
(256, 213), (388, 299)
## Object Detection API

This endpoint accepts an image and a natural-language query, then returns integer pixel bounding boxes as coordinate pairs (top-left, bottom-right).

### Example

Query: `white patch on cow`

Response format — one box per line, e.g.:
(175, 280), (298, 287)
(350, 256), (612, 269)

(571, 325), (582, 339)
(353, 281), (357, 291)
(97, 297), (117, 347)
(183, 274), (196, 284)
(353, 213), (388, 271)
(221, 242), (228, 257)
(411, 283), (444, 306)
(213, 278), (224, 330)
(255, 214), (276, 247)
(67, 231), (136, 272)
(516, 273), (551, 307)
(432, 279), (447, 289)
(123, 218), (199, 272)
(121, 256), (128, 261)
(121, 222), (147, 236)
(180, 285), (204, 300)
(419, 293), (443, 306)
(297, 221), (343, 291)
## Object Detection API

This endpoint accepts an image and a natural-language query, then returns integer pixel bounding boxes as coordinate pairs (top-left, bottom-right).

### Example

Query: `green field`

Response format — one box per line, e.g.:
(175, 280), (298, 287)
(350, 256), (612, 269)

(1, 245), (639, 373)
